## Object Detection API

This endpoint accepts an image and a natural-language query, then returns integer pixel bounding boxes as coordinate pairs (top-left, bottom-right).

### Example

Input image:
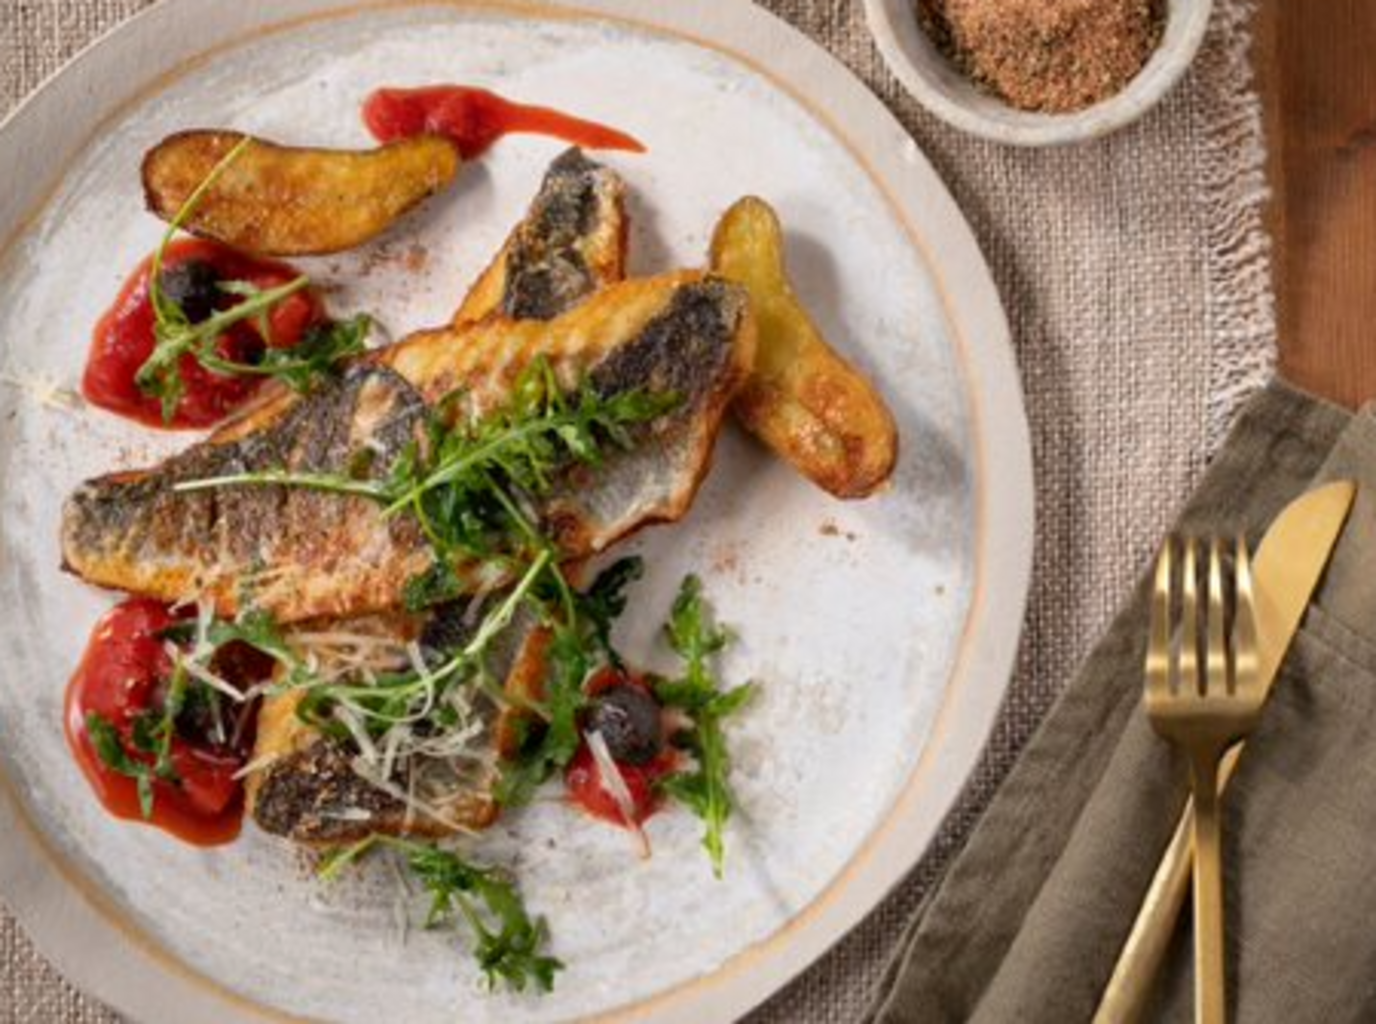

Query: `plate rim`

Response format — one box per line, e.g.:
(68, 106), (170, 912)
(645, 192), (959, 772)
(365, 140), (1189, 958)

(0, 2), (1034, 1021)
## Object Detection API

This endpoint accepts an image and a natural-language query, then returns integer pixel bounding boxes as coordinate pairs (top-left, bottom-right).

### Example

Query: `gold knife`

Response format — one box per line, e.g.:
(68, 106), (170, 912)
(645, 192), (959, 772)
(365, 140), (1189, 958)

(1093, 479), (1358, 1024)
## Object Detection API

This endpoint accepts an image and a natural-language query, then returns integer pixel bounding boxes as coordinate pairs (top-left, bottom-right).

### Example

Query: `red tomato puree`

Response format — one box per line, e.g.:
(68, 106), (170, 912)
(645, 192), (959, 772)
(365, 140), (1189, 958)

(83, 238), (320, 429)
(65, 598), (260, 846)
(362, 85), (645, 159)
(564, 668), (677, 828)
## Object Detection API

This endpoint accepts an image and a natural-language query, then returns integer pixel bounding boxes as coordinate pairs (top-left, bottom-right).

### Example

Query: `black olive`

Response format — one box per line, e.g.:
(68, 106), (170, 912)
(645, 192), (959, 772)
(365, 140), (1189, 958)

(158, 260), (221, 323)
(586, 684), (662, 766)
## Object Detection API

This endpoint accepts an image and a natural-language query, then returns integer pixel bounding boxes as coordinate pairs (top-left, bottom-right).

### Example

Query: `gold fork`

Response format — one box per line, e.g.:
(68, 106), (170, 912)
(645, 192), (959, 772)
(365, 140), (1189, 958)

(1143, 536), (1261, 1024)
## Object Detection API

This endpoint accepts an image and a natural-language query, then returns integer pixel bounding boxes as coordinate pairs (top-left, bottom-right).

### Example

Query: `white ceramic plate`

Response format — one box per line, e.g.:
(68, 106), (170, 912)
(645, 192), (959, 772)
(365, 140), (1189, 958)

(0, 2), (1032, 1022)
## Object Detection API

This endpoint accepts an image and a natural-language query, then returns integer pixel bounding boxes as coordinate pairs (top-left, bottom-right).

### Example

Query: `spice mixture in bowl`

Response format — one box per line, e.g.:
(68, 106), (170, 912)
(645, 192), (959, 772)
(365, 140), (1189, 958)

(864, 0), (1213, 145)
(917, 0), (1166, 114)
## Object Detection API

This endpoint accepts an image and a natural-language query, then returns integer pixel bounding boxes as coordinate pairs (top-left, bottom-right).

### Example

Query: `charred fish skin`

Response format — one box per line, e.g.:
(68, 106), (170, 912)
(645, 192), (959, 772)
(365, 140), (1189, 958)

(454, 147), (627, 324)
(591, 279), (746, 408)
(503, 149), (620, 320)
(545, 279), (753, 551)
(61, 273), (754, 624)
(249, 739), (498, 844)
(62, 365), (433, 618)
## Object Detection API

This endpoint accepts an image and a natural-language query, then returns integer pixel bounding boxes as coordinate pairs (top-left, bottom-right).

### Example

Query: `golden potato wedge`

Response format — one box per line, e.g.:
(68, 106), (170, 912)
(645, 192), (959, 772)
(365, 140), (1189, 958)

(710, 197), (897, 499)
(142, 130), (461, 256)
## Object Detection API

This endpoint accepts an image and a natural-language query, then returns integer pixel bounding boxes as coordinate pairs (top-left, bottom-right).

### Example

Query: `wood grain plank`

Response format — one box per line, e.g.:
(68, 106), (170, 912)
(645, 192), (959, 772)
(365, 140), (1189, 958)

(1259, 0), (1376, 409)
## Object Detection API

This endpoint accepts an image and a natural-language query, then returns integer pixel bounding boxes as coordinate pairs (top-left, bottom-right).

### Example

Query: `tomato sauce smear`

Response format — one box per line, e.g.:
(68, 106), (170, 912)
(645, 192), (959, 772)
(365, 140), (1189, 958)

(83, 238), (321, 430)
(363, 85), (645, 160)
(64, 598), (264, 846)
(565, 668), (677, 829)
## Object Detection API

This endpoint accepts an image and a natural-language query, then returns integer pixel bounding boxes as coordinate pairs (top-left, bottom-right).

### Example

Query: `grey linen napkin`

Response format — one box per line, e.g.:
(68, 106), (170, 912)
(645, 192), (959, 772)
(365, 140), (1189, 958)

(865, 378), (1376, 1024)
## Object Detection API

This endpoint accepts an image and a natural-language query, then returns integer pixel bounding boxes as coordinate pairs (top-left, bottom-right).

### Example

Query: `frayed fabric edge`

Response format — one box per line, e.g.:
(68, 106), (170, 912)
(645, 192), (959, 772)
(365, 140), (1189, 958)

(1195, 0), (1278, 454)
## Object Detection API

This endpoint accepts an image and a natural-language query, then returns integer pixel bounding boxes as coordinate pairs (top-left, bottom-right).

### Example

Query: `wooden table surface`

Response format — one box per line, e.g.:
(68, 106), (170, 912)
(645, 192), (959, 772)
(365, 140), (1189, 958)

(1258, 0), (1376, 409)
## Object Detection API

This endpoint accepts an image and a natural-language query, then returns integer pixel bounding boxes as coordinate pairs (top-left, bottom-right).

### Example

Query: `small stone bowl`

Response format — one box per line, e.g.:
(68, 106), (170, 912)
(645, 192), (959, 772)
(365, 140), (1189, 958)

(862, 0), (1214, 146)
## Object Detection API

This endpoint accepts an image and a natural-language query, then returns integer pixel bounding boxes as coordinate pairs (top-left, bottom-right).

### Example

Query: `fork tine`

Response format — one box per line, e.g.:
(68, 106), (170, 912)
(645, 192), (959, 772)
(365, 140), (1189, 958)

(1146, 539), (1174, 701)
(1232, 536), (1260, 694)
(1181, 537), (1201, 696)
(1206, 539), (1228, 695)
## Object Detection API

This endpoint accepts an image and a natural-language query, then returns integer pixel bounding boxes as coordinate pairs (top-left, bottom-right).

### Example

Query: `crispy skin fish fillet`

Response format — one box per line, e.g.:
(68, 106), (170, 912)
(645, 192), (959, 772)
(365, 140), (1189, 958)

(246, 597), (554, 843)
(62, 273), (755, 625)
(246, 608), (501, 844)
(453, 147), (627, 324)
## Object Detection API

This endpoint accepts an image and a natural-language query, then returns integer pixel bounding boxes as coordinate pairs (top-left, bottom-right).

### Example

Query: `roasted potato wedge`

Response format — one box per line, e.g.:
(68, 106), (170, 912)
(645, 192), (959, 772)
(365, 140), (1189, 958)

(142, 130), (461, 256)
(710, 197), (897, 499)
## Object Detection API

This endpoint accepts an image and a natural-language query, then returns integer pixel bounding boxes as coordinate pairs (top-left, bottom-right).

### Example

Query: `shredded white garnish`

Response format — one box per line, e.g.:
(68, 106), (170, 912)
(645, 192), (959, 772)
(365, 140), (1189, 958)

(379, 723), (406, 784)
(290, 630), (414, 653)
(386, 849), (413, 947)
(587, 729), (651, 859)
(166, 641), (245, 703)
(320, 807), (374, 822)
(231, 751), (281, 781)
(348, 756), (478, 834)
(193, 598), (216, 661)
(335, 705), (380, 766)
(267, 608), (510, 821)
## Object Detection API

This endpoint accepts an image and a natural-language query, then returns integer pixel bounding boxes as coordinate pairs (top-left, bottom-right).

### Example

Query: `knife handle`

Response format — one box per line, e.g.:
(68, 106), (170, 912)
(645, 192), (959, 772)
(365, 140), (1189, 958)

(1092, 744), (1244, 1024)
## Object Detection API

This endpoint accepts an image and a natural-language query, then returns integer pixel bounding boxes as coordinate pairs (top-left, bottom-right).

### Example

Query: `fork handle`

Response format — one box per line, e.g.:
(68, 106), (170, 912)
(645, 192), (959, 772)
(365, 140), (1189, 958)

(1191, 752), (1227, 1024)
(1094, 744), (1248, 1024)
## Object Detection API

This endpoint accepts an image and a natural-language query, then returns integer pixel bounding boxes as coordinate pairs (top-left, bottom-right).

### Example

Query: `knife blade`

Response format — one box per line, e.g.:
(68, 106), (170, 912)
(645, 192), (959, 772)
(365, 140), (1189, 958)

(1093, 479), (1357, 1024)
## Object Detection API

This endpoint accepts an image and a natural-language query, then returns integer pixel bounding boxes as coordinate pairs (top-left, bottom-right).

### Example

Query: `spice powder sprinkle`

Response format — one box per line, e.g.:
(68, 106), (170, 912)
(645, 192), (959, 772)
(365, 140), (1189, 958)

(917, 0), (1166, 114)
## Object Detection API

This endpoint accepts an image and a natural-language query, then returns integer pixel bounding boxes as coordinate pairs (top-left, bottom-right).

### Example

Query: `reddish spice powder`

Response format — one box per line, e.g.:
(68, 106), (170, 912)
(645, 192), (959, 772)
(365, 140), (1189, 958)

(917, 0), (1165, 113)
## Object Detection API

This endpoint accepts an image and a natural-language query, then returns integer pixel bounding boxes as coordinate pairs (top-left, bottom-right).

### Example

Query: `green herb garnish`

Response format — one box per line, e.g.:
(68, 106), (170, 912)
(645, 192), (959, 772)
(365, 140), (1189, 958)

(293, 550), (550, 734)
(128, 656), (188, 789)
(493, 556), (646, 806)
(655, 575), (758, 878)
(580, 556), (643, 667)
(493, 614), (590, 808)
(196, 313), (371, 390)
(320, 836), (562, 993)
(85, 713), (158, 819)
(137, 274), (312, 422)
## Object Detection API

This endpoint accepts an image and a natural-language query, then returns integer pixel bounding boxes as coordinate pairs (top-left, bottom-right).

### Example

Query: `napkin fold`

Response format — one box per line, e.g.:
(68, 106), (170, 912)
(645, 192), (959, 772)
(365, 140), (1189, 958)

(864, 380), (1376, 1024)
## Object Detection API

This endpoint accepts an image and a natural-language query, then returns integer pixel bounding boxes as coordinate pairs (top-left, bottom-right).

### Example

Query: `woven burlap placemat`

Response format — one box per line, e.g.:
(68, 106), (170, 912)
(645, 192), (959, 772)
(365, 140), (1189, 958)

(0, 1), (1274, 1021)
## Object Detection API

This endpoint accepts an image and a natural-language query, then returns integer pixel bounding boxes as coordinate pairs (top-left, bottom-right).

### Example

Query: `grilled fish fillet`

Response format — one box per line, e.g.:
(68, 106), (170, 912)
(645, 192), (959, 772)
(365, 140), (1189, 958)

(452, 147), (627, 324)
(62, 272), (755, 625)
(247, 607), (502, 844)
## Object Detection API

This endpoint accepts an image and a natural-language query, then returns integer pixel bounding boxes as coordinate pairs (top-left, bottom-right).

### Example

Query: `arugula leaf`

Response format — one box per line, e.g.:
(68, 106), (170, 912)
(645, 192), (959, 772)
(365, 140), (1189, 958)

(135, 657), (188, 786)
(494, 616), (590, 807)
(402, 559), (465, 612)
(654, 576), (758, 878)
(85, 713), (157, 819)
(136, 275), (313, 422)
(320, 836), (562, 994)
(204, 608), (296, 666)
(579, 556), (643, 666)
(197, 314), (370, 392)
